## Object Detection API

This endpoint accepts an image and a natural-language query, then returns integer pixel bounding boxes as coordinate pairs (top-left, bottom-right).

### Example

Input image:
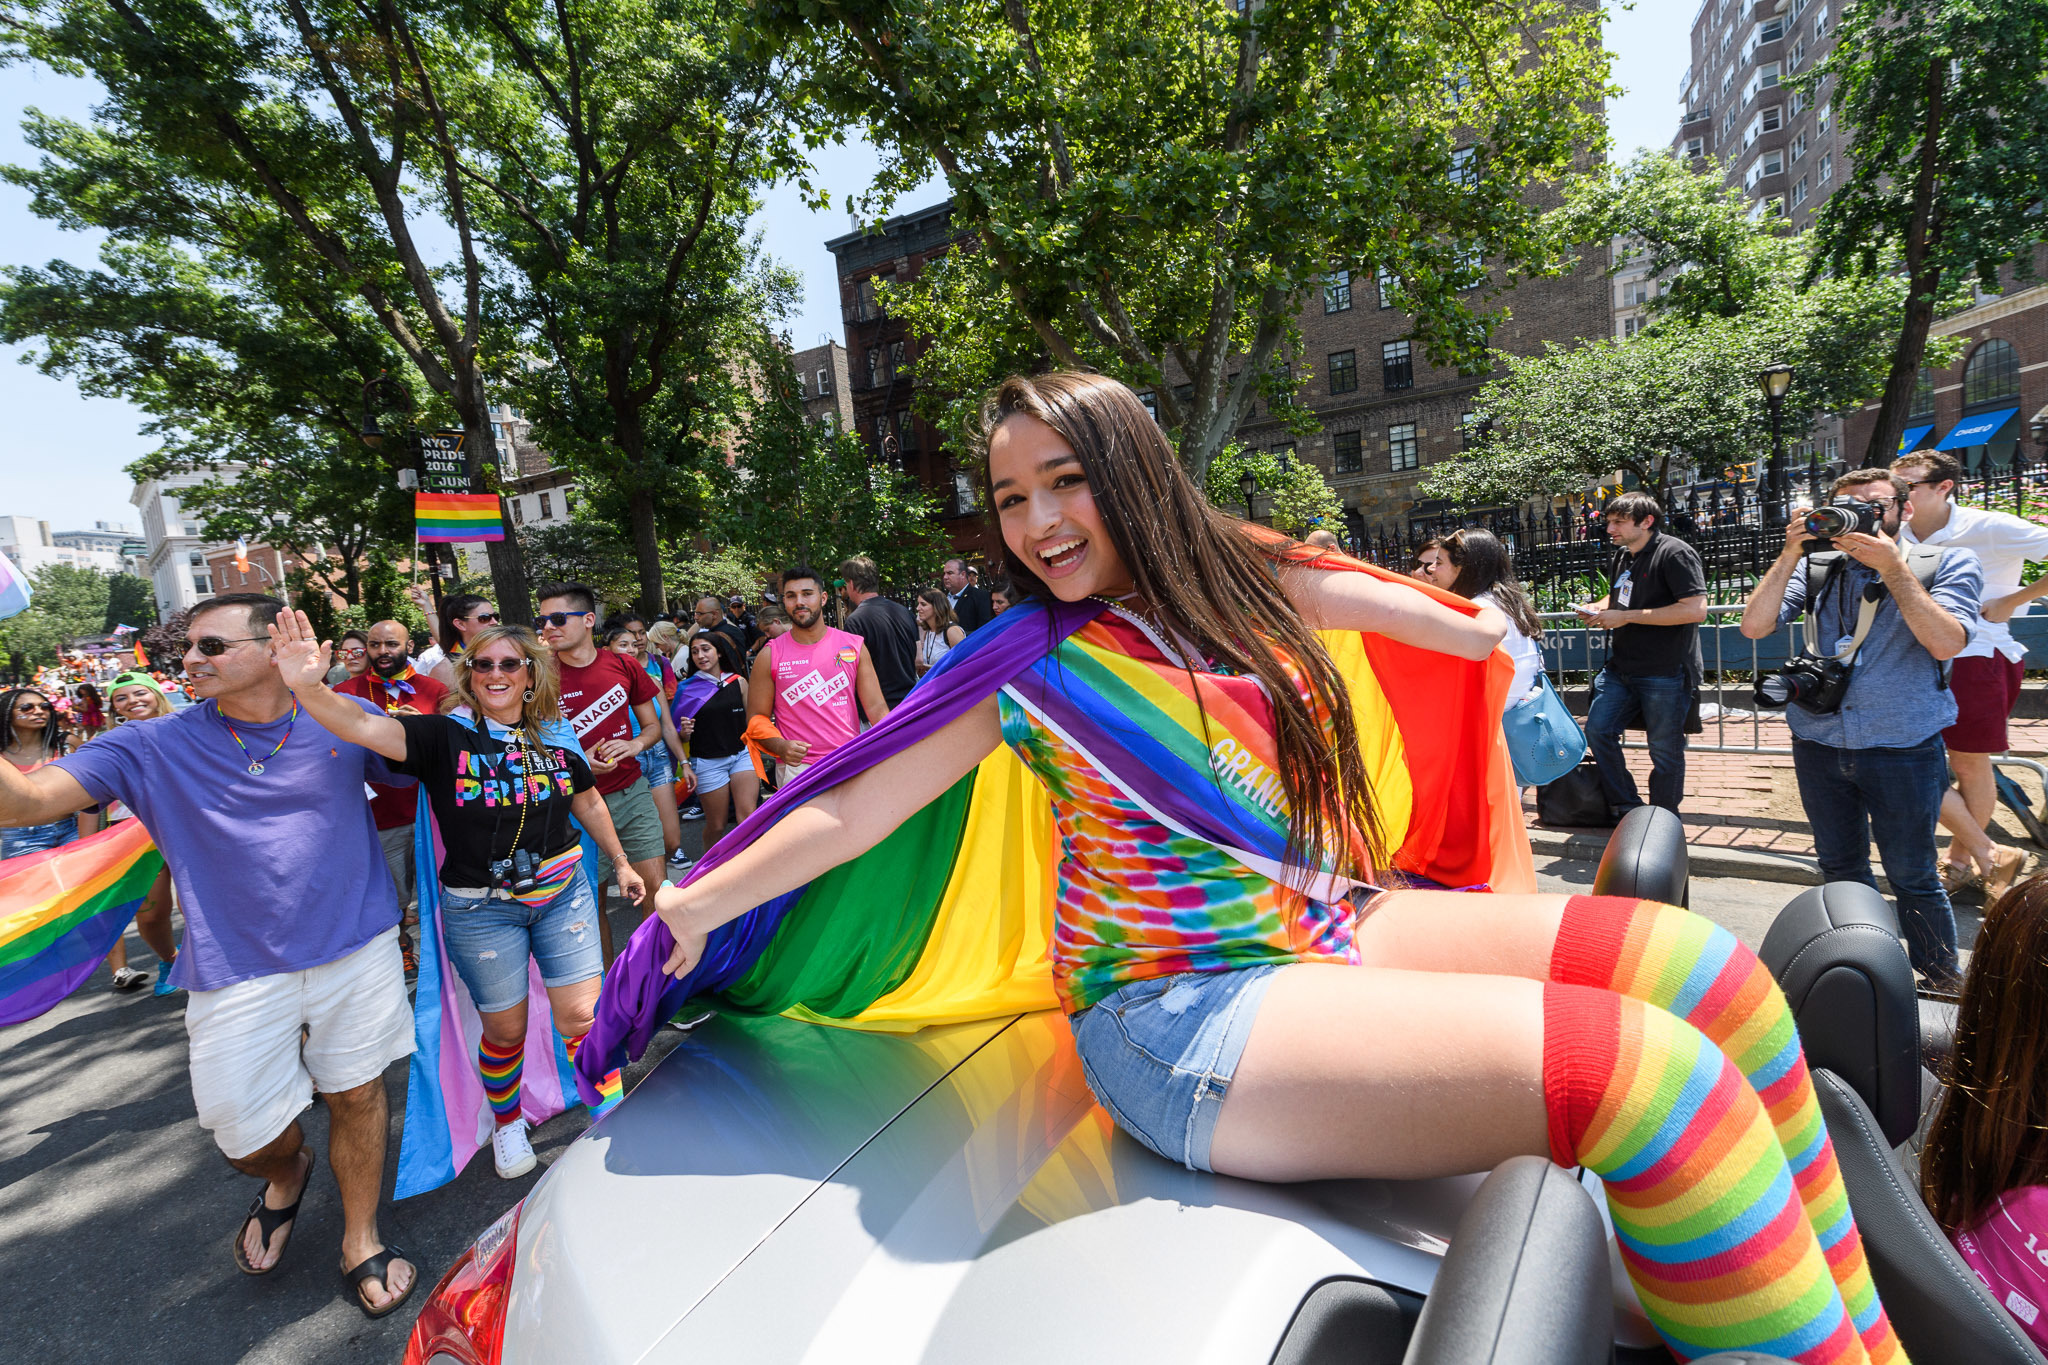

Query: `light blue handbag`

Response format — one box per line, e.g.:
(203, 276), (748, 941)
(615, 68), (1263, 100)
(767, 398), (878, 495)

(1501, 672), (1587, 787)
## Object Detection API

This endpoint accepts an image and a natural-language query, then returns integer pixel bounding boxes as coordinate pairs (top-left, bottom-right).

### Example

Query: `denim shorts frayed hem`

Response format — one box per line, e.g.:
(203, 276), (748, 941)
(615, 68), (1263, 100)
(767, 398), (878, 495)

(1069, 964), (1283, 1172)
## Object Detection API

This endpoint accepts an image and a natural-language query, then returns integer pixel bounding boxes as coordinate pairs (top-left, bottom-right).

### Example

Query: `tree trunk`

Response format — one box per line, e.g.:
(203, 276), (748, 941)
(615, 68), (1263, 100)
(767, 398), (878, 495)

(628, 486), (663, 618)
(455, 391), (532, 620)
(1863, 58), (1947, 466)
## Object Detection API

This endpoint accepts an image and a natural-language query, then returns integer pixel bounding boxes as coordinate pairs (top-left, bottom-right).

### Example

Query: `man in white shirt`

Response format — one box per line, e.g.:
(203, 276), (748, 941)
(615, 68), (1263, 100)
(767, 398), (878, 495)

(1894, 449), (2048, 901)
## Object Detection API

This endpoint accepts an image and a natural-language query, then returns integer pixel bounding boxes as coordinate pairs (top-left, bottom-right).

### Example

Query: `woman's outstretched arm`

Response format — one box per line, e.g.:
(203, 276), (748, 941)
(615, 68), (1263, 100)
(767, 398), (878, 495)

(1281, 565), (1506, 661)
(651, 695), (1003, 977)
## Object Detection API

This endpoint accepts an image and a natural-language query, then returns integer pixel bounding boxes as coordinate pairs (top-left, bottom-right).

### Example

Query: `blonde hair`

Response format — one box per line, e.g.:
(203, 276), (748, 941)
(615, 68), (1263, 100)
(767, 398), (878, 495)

(646, 620), (683, 657)
(106, 682), (175, 723)
(446, 624), (564, 724)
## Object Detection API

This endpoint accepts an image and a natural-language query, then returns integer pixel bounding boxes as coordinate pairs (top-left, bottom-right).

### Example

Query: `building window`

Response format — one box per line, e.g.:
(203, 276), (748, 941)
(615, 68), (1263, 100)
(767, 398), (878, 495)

(193, 573), (211, 596)
(490, 422), (503, 439)
(1963, 339), (2021, 409)
(1791, 130), (1808, 161)
(1460, 412), (1484, 449)
(1272, 440), (1296, 466)
(1622, 314), (1647, 338)
(1449, 146), (1476, 187)
(561, 489), (573, 516)
(1816, 101), (1831, 134)
(1377, 266), (1398, 309)
(819, 412), (837, 434)
(1324, 269), (1352, 313)
(184, 524), (200, 538)
(865, 348), (881, 388)
(188, 550), (205, 567)
(816, 367), (831, 395)
(512, 498), (524, 525)
(1333, 430), (1363, 475)
(888, 340), (905, 376)
(1622, 279), (1653, 307)
(538, 491), (553, 520)
(1814, 4), (1829, 37)
(1388, 423), (1419, 472)
(895, 409), (919, 452)
(854, 278), (879, 322)
(1139, 390), (1159, 423)
(1791, 177), (1809, 208)
(1909, 368), (1937, 420)
(1825, 436), (1839, 462)
(1787, 38), (1805, 73)
(1683, 136), (1705, 159)
(1328, 350), (1358, 395)
(1790, 87), (1807, 114)
(1381, 341), (1414, 391)
(1722, 105), (1738, 135)
(1819, 152), (1832, 183)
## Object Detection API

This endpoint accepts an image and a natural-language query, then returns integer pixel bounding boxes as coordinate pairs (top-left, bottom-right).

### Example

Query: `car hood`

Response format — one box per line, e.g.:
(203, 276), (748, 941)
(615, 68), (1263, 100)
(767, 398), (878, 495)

(501, 1008), (1625, 1365)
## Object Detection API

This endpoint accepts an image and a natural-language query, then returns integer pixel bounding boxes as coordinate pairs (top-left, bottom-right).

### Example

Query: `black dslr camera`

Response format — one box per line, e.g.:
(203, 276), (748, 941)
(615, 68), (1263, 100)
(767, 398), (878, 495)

(490, 848), (540, 895)
(1754, 653), (1855, 715)
(1801, 497), (1884, 550)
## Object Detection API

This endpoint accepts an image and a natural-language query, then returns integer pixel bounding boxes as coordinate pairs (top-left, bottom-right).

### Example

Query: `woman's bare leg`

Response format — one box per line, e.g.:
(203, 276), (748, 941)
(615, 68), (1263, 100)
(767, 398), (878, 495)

(1351, 889), (1565, 978)
(699, 783), (732, 850)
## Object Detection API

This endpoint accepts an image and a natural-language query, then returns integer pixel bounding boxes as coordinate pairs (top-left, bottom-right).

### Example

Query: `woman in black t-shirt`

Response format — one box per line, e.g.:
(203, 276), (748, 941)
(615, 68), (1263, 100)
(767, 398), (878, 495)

(273, 617), (645, 1178)
(676, 631), (754, 850)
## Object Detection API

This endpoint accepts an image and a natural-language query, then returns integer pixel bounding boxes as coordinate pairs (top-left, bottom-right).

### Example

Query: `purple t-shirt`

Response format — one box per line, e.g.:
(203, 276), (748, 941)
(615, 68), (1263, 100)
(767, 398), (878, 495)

(53, 696), (399, 992)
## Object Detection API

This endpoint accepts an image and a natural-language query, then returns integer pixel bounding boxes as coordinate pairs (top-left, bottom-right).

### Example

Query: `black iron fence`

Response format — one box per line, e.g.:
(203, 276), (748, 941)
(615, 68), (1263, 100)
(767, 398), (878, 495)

(1349, 442), (2048, 612)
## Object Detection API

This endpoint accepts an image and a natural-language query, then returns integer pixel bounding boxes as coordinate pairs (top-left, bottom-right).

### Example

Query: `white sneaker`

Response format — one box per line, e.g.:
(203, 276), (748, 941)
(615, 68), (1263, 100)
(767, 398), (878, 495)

(492, 1118), (537, 1179)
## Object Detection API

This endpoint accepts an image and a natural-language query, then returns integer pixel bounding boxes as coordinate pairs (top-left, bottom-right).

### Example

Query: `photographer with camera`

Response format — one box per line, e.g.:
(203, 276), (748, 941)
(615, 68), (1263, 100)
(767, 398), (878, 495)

(1893, 450), (2048, 903)
(1740, 469), (1982, 990)
(269, 611), (646, 1179)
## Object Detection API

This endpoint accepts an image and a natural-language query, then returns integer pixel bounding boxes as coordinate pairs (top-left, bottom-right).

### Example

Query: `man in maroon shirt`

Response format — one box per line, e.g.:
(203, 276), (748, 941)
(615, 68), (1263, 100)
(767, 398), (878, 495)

(536, 582), (667, 962)
(335, 618), (449, 972)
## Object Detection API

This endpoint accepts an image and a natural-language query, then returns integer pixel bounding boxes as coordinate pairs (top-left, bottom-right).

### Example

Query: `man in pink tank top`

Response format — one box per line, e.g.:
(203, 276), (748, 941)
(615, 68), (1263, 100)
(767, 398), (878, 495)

(747, 565), (888, 778)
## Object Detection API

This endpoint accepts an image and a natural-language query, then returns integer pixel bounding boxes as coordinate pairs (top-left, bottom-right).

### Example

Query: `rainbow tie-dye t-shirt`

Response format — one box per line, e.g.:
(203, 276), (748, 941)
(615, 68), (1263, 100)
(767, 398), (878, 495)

(997, 611), (1360, 1014)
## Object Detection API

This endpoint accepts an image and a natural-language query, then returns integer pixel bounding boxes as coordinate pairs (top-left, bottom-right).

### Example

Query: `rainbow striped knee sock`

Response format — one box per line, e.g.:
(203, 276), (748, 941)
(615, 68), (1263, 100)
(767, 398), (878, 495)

(563, 1033), (623, 1116)
(1546, 985), (1869, 1363)
(479, 1036), (524, 1127)
(1552, 896), (1904, 1365)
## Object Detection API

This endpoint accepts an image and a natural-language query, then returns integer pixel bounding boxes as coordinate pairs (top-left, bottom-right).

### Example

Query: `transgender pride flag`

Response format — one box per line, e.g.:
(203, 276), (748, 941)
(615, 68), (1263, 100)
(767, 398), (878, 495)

(0, 554), (30, 620)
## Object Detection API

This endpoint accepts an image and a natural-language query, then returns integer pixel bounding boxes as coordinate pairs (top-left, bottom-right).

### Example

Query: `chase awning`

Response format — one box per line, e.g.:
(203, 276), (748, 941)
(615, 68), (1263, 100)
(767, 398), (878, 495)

(1897, 423), (1934, 452)
(1934, 407), (2020, 450)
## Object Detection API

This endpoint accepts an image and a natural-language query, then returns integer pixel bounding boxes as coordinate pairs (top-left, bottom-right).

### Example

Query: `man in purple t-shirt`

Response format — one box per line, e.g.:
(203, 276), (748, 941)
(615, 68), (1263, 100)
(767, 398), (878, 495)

(0, 594), (417, 1316)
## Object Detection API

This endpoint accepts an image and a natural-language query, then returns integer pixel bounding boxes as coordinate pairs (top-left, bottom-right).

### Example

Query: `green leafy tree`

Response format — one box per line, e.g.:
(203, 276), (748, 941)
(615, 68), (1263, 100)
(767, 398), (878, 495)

(518, 519), (648, 612)
(757, 0), (1612, 479)
(1427, 153), (1961, 506)
(707, 347), (948, 587)
(1807, 0), (2048, 463)
(102, 574), (155, 633)
(1204, 445), (1343, 538)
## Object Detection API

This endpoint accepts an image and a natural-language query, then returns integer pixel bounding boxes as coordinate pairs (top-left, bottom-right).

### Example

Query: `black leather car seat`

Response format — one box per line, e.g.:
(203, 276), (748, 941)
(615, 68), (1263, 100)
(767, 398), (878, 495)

(1760, 882), (2048, 1365)
(1591, 805), (1690, 907)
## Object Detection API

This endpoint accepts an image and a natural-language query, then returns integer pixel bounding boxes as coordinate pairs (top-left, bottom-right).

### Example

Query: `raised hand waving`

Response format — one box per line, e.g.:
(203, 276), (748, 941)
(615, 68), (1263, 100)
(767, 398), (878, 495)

(267, 608), (334, 693)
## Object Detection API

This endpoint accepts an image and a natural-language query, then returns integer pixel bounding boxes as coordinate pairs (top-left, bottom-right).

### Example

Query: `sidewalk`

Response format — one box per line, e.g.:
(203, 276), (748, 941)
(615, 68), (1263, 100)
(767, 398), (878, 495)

(1524, 716), (2048, 882)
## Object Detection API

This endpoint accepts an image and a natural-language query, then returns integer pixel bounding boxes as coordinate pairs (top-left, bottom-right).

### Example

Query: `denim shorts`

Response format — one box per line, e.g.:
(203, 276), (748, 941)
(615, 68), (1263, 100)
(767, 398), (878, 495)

(438, 866), (605, 1013)
(2, 818), (80, 859)
(1069, 964), (1282, 1172)
(690, 750), (750, 794)
(638, 743), (676, 788)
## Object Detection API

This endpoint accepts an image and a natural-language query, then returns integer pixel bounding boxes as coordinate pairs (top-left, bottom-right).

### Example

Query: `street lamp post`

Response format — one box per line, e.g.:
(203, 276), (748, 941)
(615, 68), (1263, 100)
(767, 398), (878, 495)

(1756, 364), (1794, 525)
(1238, 468), (1259, 524)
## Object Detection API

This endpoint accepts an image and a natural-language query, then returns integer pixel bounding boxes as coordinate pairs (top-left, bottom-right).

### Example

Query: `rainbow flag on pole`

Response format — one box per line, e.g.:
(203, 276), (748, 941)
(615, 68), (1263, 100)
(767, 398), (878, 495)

(0, 821), (164, 1027)
(0, 552), (30, 620)
(414, 492), (505, 544)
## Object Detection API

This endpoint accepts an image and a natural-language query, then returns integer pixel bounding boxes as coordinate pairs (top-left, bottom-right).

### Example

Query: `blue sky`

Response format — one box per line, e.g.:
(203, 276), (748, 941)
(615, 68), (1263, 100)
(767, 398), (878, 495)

(0, 1), (1689, 534)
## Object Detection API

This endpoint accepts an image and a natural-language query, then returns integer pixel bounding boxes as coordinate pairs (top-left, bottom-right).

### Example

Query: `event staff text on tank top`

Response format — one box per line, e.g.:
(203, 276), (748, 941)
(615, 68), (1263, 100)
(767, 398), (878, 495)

(746, 567), (891, 780)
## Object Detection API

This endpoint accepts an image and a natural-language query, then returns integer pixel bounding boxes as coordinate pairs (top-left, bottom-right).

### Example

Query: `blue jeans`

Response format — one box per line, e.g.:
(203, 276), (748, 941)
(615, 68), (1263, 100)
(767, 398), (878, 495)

(1585, 667), (1690, 814)
(2, 817), (79, 859)
(1791, 735), (1960, 987)
(438, 866), (605, 1013)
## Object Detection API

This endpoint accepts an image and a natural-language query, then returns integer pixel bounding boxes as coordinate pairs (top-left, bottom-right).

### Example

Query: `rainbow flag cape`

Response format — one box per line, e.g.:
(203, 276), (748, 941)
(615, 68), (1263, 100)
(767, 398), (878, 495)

(670, 671), (723, 721)
(415, 492), (505, 544)
(1, 821), (165, 1026)
(577, 546), (1530, 1103)
(394, 718), (586, 1198)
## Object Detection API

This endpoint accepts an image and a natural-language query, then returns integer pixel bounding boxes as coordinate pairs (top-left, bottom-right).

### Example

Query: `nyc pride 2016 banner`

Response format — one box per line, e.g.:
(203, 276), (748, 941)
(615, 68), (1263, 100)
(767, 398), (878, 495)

(0, 822), (164, 1027)
(415, 492), (505, 544)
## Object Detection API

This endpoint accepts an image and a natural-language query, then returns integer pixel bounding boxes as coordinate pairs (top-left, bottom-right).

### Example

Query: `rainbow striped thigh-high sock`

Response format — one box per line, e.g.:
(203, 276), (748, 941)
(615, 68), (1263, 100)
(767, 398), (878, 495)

(1545, 985), (1872, 1363)
(564, 1033), (623, 1115)
(1551, 896), (1903, 1365)
(479, 1036), (523, 1126)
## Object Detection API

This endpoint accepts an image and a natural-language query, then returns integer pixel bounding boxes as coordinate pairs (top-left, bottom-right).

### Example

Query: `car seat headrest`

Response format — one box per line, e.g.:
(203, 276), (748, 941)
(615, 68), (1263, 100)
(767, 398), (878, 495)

(1760, 883), (1922, 1147)
(1591, 804), (1690, 907)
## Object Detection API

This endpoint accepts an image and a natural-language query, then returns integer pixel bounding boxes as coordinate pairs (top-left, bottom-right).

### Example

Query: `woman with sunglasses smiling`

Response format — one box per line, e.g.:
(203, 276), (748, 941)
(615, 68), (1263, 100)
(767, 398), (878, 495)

(1, 688), (83, 861)
(269, 612), (646, 1180)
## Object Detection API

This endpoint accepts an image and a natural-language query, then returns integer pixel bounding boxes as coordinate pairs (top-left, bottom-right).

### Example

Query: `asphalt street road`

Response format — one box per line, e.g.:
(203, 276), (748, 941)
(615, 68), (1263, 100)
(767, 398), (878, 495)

(3, 845), (1976, 1364)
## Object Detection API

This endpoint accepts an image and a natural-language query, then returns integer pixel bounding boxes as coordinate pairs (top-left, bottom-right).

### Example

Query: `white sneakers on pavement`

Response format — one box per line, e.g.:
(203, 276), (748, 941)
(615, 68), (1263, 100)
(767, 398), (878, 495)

(492, 1118), (537, 1179)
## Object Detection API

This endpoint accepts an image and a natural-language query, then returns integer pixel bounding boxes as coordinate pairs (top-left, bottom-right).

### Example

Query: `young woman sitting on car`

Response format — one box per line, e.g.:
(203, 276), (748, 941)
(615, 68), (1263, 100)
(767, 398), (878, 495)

(643, 372), (1908, 1365)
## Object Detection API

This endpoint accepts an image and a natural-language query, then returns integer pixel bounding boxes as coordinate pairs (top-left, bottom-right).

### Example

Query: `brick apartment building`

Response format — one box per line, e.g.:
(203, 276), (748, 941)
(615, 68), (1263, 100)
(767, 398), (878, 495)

(791, 340), (855, 432)
(1671, 0), (2047, 474)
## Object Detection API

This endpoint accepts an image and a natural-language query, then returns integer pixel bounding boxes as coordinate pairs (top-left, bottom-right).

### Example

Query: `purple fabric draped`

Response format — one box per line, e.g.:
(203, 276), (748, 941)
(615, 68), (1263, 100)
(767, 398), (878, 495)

(576, 596), (1103, 1103)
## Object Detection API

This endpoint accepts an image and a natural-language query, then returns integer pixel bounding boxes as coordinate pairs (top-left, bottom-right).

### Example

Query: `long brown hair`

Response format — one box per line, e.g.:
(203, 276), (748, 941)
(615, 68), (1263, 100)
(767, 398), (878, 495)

(917, 588), (958, 636)
(977, 371), (1383, 878)
(1442, 528), (1543, 641)
(448, 625), (564, 725)
(1922, 874), (2048, 1233)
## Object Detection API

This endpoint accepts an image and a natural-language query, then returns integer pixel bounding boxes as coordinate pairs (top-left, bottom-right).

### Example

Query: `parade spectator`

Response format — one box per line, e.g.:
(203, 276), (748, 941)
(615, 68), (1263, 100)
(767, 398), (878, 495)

(724, 594), (762, 652)
(988, 578), (1014, 617)
(645, 619), (683, 666)
(74, 682), (105, 739)
(1894, 449), (2046, 902)
(88, 672), (180, 993)
(1409, 538), (1443, 581)
(748, 565), (888, 780)
(1, 689), (80, 859)
(678, 631), (754, 850)
(2, 594), (417, 1314)
(1740, 470), (1981, 990)
(329, 630), (369, 687)
(688, 595), (746, 660)
(604, 624), (688, 861)
(335, 619), (449, 975)
(1578, 493), (1708, 821)
(411, 588), (499, 689)
(748, 605), (789, 670)
(537, 583), (669, 955)
(914, 588), (966, 675)
(274, 613), (643, 1177)
(1427, 529), (1544, 714)
(941, 557), (993, 632)
(837, 555), (917, 707)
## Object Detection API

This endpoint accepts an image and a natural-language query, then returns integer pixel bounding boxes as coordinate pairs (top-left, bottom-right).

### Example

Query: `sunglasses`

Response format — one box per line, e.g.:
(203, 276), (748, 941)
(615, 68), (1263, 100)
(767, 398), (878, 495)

(14, 700), (51, 712)
(340, 647), (367, 659)
(186, 636), (268, 656)
(468, 656), (531, 674)
(467, 612), (499, 625)
(534, 611), (590, 629)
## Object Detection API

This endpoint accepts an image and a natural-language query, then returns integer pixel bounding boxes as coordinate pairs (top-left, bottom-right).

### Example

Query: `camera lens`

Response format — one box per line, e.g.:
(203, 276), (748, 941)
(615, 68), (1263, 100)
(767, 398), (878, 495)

(1805, 507), (1850, 538)
(1757, 674), (1796, 705)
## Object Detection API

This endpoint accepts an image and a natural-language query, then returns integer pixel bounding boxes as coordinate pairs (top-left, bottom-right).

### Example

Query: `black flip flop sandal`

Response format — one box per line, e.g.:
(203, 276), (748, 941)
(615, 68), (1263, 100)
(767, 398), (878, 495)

(231, 1154), (315, 1276)
(342, 1245), (418, 1319)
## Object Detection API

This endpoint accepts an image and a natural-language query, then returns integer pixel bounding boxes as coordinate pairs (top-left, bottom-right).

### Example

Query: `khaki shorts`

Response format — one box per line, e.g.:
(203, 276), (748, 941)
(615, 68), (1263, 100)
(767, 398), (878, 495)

(185, 927), (413, 1159)
(595, 778), (666, 890)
